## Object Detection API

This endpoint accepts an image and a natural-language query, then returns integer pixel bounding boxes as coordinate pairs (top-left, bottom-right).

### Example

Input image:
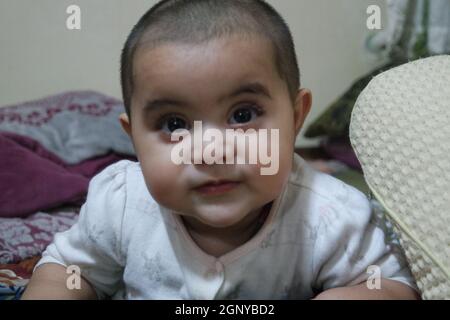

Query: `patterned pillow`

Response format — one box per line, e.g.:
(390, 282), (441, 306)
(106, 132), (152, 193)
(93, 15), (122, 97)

(0, 91), (134, 164)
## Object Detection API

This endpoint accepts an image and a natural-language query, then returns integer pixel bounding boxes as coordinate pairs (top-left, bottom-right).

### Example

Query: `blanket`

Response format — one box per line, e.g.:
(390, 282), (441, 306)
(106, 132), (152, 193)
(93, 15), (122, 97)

(0, 91), (137, 217)
(0, 132), (135, 218)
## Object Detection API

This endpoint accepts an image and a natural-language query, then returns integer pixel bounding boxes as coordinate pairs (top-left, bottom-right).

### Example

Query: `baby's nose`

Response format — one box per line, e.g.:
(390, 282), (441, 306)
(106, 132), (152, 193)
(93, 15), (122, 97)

(190, 123), (232, 165)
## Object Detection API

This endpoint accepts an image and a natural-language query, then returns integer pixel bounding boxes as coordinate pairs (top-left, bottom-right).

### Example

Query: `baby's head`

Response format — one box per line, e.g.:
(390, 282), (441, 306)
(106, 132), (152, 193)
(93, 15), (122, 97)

(119, 0), (312, 230)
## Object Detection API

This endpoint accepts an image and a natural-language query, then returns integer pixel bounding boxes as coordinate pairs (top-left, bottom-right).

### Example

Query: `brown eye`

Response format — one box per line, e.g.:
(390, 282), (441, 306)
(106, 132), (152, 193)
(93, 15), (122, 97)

(229, 105), (263, 125)
(161, 116), (189, 133)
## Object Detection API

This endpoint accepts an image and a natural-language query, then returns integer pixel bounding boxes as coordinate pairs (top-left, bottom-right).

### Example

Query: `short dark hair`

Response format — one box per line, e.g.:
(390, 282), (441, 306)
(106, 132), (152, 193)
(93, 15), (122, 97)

(120, 0), (300, 118)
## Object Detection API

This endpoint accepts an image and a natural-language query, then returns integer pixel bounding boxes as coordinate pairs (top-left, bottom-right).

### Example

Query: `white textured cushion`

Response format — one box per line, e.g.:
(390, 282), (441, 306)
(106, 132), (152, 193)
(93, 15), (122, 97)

(350, 55), (450, 299)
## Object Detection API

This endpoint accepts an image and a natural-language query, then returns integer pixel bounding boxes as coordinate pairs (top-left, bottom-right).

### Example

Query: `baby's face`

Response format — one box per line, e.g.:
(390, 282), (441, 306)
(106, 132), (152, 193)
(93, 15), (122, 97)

(124, 35), (310, 229)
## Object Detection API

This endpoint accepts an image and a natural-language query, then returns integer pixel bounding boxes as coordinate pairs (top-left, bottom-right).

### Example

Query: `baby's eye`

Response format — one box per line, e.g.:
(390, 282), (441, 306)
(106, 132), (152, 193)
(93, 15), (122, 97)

(160, 116), (190, 133)
(228, 105), (263, 125)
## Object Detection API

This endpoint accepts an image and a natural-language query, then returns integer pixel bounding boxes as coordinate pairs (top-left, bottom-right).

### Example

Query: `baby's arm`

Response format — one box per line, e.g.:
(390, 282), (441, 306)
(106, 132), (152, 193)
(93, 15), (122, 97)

(311, 185), (420, 299)
(22, 263), (97, 300)
(313, 278), (420, 300)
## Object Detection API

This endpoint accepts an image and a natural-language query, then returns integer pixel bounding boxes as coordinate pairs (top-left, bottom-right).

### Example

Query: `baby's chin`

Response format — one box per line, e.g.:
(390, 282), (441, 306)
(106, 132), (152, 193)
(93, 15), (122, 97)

(180, 201), (264, 229)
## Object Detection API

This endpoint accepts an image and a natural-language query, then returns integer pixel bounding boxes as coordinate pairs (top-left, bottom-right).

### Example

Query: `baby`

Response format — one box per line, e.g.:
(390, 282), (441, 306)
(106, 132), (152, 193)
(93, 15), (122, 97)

(23, 0), (419, 299)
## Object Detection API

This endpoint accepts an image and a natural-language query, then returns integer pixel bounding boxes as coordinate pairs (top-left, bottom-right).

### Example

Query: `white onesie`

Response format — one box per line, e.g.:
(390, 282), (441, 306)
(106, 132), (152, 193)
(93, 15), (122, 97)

(35, 154), (417, 299)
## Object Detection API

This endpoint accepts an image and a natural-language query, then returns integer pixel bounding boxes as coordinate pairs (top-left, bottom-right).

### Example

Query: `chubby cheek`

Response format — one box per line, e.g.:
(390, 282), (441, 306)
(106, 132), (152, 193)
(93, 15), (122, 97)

(246, 147), (293, 202)
(133, 135), (186, 208)
(141, 161), (183, 207)
(246, 123), (295, 200)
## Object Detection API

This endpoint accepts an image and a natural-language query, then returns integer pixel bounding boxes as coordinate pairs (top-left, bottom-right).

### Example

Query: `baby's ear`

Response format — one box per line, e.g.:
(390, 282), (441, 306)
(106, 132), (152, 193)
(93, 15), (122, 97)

(293, 88), (312, 136)
(119, 113), (132, 137)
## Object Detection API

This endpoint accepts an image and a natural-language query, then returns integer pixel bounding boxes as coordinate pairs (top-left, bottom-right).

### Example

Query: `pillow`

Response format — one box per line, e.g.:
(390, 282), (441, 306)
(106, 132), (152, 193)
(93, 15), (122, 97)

(350, 55), (450, 299)
(0, 91), (135, 164)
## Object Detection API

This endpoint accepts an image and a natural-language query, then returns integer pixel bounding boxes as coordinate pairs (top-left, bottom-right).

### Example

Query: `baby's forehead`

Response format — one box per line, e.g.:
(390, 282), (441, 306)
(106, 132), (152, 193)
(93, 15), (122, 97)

(133, 35), (279, 78)
(132, 37), (282, 100)
(137, 33), (275, 61)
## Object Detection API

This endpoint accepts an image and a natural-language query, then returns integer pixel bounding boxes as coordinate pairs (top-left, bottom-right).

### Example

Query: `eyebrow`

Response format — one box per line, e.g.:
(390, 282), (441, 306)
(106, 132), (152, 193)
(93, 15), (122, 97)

(225, 82), (272, 101)
(143, 81), (272, 113)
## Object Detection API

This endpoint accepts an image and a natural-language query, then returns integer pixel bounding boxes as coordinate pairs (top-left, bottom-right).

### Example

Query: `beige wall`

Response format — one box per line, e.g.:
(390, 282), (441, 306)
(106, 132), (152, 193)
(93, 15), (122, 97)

(0, 0), (386, 146)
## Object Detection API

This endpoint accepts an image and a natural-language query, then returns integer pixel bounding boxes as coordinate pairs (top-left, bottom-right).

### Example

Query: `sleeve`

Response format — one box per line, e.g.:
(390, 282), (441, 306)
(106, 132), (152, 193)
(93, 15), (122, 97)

(312, 186), (419, 294)
(33, 161), (129, 299)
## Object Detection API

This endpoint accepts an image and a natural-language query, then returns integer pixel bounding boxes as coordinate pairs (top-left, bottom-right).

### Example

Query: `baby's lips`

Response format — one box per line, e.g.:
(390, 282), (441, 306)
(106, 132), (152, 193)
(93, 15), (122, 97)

(192, 176), (240, 187)
(193, 180), (241, 196)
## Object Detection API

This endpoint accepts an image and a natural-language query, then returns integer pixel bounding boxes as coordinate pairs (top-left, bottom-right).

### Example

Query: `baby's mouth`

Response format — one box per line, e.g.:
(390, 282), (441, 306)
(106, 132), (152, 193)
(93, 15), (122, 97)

(193, 180), (241, 196)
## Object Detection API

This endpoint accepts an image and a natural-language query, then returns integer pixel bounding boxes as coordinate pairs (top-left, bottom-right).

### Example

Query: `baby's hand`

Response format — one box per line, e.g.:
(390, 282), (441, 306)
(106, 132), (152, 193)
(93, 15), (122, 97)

(22, 263), (97, 300)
